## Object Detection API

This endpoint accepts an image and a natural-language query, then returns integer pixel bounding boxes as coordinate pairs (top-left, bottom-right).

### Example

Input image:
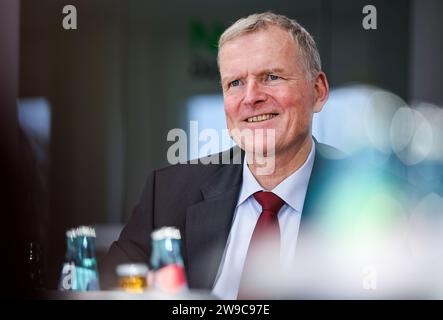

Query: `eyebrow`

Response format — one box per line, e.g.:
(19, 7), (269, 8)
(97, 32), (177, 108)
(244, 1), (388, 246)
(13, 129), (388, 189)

(221, 68), (286, 84)
(259, 68), (285, 75)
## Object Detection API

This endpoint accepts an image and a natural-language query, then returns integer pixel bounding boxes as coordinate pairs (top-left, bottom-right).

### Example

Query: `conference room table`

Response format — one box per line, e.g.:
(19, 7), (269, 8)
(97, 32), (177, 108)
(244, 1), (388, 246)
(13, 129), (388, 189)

(43, 289), (216, 300)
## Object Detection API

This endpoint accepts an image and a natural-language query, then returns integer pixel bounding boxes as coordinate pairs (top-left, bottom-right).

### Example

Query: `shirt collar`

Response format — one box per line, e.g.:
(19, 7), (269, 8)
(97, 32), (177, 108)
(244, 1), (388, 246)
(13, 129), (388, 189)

(237, 139), (316, 213)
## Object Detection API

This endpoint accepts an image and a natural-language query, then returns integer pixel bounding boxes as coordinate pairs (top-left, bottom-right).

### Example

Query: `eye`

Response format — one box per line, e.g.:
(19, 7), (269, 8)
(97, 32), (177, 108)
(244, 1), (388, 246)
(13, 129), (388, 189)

(267, 74), (280, 81)
(230, 79), (240, 87)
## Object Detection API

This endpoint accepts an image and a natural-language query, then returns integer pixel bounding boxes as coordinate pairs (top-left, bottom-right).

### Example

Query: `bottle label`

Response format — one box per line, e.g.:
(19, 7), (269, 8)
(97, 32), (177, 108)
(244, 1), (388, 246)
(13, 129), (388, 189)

(58, 262), (100, 291)
(153, 264), (187, 294)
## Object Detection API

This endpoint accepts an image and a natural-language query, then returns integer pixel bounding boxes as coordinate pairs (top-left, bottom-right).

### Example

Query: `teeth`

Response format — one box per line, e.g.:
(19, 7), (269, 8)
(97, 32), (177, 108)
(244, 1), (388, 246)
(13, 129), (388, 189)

(247, 114), (276, 123)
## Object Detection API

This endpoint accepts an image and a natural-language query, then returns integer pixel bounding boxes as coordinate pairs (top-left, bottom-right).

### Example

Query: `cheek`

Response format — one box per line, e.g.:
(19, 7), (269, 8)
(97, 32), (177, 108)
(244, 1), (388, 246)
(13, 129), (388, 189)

(279, 92), (314, 130)
(224, 96), (239, 120)
(273, 85), (304, 106)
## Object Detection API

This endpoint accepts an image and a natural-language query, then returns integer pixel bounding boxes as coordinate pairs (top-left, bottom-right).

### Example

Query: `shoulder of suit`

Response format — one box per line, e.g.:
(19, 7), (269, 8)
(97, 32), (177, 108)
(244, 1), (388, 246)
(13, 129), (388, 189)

(153, 146), (242, 179)
(315, 142), (348, 161)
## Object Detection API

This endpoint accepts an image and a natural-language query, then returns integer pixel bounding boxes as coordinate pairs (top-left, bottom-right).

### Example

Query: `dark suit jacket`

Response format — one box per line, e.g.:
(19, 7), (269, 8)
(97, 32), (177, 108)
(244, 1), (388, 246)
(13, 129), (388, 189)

(100, 142), (348, 289)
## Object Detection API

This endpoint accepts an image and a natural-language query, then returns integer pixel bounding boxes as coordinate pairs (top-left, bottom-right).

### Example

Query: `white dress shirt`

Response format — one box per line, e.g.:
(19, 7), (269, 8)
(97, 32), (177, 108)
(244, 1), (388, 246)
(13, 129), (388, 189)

(211, 141), (316, 299)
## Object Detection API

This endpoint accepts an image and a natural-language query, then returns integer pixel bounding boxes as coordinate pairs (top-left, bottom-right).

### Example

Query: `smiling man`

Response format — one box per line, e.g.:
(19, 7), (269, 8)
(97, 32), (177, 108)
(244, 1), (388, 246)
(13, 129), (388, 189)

(219, 15), (329, 190)
(101, 12), (344, 299)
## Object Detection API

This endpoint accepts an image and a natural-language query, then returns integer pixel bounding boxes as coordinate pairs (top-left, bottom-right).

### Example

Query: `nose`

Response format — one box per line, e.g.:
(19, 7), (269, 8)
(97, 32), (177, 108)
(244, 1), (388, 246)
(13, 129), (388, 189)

(243, 79), (267, 106)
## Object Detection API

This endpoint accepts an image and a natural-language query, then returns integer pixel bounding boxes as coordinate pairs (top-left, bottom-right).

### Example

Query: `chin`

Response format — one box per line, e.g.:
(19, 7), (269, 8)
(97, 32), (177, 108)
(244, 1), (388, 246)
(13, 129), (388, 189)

(243, 143), (276, 158)
(230, 126), (277, 155)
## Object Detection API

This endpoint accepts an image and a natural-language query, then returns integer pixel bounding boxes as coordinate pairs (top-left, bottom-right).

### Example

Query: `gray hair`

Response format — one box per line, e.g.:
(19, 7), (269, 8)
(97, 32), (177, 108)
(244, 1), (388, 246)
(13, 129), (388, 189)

(218, 12), (322, 78)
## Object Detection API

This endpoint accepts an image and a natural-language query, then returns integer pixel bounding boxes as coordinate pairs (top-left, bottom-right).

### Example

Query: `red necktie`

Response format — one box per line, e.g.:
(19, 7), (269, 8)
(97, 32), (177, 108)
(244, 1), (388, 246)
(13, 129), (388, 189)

(238, 191), (285, 299)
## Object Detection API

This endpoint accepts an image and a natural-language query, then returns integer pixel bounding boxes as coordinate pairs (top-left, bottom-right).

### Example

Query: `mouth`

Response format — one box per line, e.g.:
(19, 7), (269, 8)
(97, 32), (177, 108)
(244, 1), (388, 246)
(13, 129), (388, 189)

(245, 113), (278, 123)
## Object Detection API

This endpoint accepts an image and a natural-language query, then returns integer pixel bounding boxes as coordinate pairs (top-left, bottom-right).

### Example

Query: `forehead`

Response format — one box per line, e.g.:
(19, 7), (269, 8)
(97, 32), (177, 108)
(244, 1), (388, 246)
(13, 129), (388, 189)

(219, 25), (301, 75)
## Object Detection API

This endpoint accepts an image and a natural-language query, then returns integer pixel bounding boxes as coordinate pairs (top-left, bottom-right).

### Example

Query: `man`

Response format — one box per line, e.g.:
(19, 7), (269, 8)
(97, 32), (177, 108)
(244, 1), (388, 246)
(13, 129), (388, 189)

(100, 12), (344, 298)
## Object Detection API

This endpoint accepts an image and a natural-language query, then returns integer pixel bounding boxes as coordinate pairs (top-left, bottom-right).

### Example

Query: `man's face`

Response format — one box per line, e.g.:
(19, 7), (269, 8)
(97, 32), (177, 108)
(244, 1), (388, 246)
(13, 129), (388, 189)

(219, 25), (327, 156)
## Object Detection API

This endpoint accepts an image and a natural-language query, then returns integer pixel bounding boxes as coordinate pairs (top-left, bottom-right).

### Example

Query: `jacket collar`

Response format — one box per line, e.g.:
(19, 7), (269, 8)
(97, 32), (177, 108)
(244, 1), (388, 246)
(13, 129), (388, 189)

(185, 146), (243, 289)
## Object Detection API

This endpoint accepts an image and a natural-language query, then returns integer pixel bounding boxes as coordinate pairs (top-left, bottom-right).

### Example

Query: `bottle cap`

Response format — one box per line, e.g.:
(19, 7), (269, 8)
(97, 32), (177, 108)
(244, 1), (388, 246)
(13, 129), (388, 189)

(151, 226), (181, 241)
(66, 225), (96, 238)
(116, 263), (149, 277)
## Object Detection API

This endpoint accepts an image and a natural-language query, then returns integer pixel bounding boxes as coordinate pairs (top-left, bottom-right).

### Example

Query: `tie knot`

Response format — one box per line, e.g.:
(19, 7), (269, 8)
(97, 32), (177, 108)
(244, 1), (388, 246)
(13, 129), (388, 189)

(253, 191), (285, 214)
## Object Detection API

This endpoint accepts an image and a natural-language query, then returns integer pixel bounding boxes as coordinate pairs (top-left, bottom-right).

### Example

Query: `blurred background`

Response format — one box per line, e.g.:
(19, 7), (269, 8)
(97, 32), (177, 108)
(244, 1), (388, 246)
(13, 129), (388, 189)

(1, 0), (442, 293)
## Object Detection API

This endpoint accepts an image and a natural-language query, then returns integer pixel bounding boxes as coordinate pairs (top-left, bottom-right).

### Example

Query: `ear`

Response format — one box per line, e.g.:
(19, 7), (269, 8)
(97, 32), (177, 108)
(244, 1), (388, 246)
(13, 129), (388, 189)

(312, 72), (329, 113)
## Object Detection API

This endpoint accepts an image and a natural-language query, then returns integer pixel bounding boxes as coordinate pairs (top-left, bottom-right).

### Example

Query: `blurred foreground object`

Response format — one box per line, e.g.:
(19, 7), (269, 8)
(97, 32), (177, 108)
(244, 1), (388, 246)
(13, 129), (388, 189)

(238, 163), (443, 299)
(150, 227), (188, 295)
(58, 226), (100, 291)
(116, 263), (149, 293)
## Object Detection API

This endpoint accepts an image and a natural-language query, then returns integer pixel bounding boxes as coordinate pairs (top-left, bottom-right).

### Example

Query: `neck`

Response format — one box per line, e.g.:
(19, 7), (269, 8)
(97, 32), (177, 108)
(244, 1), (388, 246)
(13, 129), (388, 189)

(247, 136), (313, 190)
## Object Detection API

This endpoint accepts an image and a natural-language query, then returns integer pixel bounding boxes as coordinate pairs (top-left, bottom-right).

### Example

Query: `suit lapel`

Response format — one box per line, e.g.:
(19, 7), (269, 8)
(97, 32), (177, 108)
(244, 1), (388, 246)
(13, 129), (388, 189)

(298, 141), (347, 258)
(301, 148), (326, 225)
(185, 149), (243, 289)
